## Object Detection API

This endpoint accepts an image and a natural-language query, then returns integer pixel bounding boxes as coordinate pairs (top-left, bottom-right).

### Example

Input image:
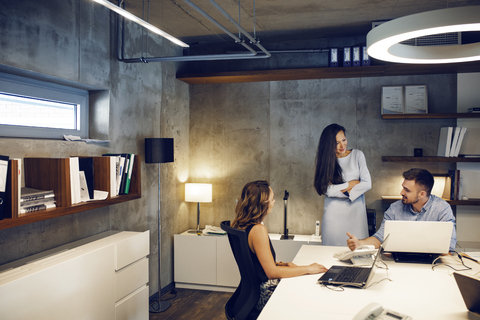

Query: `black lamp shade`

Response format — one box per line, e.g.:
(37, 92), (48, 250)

(145, 138), (174, 163)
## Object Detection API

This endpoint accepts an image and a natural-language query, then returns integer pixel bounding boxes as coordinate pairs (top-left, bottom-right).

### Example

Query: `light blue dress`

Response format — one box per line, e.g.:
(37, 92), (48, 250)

(321, 149), (371, 246)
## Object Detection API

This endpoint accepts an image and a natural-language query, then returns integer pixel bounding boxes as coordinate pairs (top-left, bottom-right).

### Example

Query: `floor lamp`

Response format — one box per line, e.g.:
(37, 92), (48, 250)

(145, 138), (174, 313)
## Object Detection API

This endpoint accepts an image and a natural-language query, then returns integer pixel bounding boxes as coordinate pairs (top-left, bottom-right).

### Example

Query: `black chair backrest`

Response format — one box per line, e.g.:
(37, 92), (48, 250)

(221, 220), (261, 320)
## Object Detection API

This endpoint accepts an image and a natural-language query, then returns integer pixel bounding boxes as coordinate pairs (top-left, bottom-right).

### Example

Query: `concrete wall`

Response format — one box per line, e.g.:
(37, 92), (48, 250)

(0, 0), (470, 299)
(188, 75), (458, 236)
(0, 0), (189, 295)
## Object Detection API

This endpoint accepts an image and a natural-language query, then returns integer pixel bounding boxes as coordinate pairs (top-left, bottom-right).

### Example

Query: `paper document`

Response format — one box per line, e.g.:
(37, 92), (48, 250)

(63, 135), (109, 144)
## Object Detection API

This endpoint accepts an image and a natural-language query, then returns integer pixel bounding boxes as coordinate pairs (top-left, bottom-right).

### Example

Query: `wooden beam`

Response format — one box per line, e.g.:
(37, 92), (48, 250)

(177, 61), (480, 84)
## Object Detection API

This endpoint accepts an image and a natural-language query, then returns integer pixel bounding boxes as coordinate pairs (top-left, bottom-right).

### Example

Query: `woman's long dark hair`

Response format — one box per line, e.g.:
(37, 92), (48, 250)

(314, 124), (346, 196)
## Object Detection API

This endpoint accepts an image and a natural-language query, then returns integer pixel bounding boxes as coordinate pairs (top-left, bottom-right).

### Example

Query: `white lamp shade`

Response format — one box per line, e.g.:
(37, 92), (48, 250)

(185, 183), (212, 203)
(366, 6), (480, 64)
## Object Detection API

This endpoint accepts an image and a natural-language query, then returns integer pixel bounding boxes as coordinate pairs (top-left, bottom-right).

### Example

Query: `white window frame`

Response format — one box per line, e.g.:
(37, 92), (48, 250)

(0, 72), (89, 139)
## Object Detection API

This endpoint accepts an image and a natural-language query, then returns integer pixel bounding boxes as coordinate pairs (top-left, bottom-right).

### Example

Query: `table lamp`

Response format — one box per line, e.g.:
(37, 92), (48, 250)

(185, 183), (212, 235)
(145, 138), (174, 313)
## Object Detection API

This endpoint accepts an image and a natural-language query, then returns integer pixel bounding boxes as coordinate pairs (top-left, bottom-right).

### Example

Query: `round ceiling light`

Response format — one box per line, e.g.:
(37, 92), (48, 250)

(367, 6), (480, 64)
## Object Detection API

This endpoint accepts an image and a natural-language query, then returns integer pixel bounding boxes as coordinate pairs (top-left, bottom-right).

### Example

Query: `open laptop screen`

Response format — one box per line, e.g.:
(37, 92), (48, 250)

(383, 221), (453, 254)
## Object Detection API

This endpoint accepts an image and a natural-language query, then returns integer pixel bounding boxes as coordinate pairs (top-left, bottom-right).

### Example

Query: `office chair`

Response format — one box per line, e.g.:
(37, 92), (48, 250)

(221, 220), (261, 320)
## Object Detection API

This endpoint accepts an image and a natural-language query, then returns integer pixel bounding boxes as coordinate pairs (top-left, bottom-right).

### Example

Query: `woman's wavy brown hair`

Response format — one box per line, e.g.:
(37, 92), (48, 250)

(232, 180), (271, 229)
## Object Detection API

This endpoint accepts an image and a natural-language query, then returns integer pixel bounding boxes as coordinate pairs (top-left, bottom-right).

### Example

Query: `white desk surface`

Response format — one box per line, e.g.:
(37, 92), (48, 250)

(258, 245), (480, 320)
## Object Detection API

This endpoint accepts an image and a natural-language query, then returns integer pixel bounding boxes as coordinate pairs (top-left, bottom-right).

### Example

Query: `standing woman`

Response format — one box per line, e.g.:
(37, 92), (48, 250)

(314, 124), (371, 246)
(232, 180), (327, 310)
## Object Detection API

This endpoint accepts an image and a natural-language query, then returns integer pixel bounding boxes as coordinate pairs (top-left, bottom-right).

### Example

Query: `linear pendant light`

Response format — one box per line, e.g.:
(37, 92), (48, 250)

(93, 0), (189, 48)
(367, 6), (480, 64)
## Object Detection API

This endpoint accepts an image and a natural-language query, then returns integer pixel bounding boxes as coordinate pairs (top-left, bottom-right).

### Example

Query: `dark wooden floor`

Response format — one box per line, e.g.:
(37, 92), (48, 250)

(149, 288), (232, 320)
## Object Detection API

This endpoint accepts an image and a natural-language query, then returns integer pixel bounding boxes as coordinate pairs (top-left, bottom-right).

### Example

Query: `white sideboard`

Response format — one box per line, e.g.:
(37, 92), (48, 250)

(0, 230), (149, 320)
(174, 231), (321, 292)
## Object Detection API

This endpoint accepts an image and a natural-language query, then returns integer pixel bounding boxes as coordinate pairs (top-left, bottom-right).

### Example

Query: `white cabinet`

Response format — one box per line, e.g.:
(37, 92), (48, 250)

(174, 231), (321, 291)
(0, 230), (149, 320)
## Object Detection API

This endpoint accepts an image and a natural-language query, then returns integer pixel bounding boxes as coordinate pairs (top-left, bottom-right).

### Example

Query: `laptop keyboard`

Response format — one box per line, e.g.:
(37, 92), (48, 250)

(336, 267), (364, 282)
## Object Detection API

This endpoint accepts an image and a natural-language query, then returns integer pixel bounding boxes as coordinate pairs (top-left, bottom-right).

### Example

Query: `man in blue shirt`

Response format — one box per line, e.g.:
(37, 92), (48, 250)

(346, 168), (457, 252)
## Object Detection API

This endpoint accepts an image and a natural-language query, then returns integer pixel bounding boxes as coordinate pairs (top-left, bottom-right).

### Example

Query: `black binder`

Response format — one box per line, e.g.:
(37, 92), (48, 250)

(0, 155), (10, 220)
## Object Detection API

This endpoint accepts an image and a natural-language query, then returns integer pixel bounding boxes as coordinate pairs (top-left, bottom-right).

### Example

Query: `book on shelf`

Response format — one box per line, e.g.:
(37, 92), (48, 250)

(449, 127), (462, 157)
(102, 153), (128, 196)
(448, 127), (468, 157)
(0, 155), (9, 220)
(21, 187), (54, 202)
(5, 158), (21, 219)
(452, 127), (467, 157)
(437, 127), (453, 157)
(124, 153), (135, 194)
(102, 153), (136, 195)
(447, 170), (461, 201)
(78, 158), (94, 200)
(437, 127), (469, 158)
(19, 201), (56, 215)
(69, 157), (81, 204)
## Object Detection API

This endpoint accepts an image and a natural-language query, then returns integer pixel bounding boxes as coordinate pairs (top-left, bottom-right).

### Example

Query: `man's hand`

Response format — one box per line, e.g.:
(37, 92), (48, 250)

(346, 232), (359, 251)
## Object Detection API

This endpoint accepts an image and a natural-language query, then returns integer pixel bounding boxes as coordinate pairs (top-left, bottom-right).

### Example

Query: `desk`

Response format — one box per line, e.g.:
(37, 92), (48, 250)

(258, 245), (480, 320)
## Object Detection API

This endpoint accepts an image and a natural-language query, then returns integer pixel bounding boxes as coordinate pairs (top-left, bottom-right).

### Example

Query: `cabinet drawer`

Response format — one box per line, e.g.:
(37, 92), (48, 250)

(116, 257), (148, 301)
(115, 284), (148, 320)
(115, 231), (149, 270)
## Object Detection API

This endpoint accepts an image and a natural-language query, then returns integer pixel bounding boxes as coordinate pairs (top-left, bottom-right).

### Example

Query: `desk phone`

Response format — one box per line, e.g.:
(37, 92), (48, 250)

(353, 303), (412, 320)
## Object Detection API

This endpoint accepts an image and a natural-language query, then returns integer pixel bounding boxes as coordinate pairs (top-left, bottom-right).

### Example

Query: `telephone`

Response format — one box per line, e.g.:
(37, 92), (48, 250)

(352, 302), (412, 320)
(334, 245), (377, 265)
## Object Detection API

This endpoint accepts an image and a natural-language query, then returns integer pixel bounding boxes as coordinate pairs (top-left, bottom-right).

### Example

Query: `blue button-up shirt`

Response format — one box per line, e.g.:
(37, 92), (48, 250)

(373, 194), (457, 252)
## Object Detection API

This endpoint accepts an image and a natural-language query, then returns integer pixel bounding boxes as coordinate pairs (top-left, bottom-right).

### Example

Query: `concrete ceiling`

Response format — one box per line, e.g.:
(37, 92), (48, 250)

(118, 0), (480, 46)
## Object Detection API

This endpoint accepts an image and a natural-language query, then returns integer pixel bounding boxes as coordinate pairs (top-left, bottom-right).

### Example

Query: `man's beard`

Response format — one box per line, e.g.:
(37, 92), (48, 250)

(402, 195), (420, 205)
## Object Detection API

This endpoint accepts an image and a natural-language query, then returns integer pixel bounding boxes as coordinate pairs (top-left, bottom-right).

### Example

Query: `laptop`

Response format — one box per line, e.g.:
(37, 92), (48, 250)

(317, 235), (389, 288)
(383, 221), (453, 263)
(453, 272), (480, 316)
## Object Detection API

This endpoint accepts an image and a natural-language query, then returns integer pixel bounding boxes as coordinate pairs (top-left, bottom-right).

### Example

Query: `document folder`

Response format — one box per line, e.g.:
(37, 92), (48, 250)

(362, 46), (370, 66)
(352, 47), (361, 66)
(343, 47), (351, 67)
(329, 48), (338, 67)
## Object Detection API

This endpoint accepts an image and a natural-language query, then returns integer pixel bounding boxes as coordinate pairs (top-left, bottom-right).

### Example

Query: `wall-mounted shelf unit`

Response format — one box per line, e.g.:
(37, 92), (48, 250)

(0, 156), (141, 231)
(176, 61), (480, 84)
(382, 156), (480, 163)
(382, 198), (480, 206)
(382, 113), (480, 120)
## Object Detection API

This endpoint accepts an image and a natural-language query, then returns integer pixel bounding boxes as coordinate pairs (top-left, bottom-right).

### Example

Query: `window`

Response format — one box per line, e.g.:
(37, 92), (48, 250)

(0, 72), (88, 139)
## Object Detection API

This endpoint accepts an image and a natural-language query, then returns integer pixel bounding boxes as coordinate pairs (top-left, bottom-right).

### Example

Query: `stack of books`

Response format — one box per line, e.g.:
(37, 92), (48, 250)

(436, 127), (467, 157)
(20, 187), (56, 215)
(102, 153), (136, 196)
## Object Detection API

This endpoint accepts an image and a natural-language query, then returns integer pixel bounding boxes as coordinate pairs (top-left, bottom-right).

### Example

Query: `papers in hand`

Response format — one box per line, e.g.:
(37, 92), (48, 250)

(202, 225), (227, 236)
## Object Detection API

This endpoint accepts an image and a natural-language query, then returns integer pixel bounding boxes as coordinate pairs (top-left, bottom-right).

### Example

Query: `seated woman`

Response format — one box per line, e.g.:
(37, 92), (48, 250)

(232, 180), (328, 310)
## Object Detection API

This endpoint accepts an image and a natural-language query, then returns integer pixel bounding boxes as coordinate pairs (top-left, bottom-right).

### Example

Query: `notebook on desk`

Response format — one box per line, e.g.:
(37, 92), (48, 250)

(317, 235), (389, 288)
(383, 221), (453, 263)
(453, 273), (480, 316)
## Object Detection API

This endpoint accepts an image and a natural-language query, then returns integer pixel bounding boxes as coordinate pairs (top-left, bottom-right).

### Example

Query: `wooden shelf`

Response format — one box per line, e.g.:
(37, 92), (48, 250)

(176, 60), (480, 84)
(382, 113), (480, 119)
(0, 155), (141, 231)
(382, 156), (480, 162)
(382, 198), (480, 206)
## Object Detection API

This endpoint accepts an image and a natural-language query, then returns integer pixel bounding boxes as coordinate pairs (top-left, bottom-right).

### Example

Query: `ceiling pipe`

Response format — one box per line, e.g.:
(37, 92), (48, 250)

(207, 0), (271, 57)
(182, 0), (257, 55)
(116, 0), (270, 63)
